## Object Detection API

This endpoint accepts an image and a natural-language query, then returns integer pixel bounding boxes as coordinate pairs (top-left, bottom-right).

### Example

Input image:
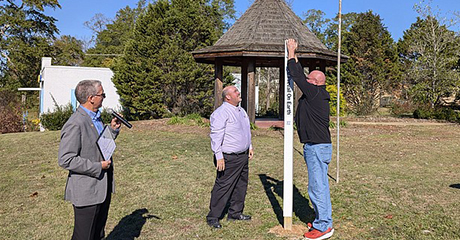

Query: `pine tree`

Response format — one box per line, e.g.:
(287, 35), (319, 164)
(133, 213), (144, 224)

(341, 11), (400, 114)
(51, 35), (84, 66)
(112, 0), (234, 120)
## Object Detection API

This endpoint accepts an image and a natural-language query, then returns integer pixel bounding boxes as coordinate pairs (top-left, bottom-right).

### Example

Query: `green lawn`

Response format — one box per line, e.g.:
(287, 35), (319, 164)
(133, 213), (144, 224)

(0, 119), (459, 239)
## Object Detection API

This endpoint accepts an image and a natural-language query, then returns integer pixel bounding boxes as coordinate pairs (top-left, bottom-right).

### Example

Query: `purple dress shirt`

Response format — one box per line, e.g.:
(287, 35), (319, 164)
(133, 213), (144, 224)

(210, 102), (252, 160)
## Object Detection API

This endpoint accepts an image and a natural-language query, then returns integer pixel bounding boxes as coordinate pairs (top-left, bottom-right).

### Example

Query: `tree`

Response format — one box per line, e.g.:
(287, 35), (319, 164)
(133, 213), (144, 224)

(398, 1), (460, 109)
(83, 0), (146, 68)
(0, 0), (60, 89)
(257, 67), (279, 116)
(341, 11), (400, 115)
(83, 13), (110, 39)
(301, 11), (357, 116)
(323, 12), (358, 51)
(302, 10), (357, 50)
(321, 12), (357, 94)
(51, 35), (84, 66)
(112, 0), (235, 120)
(302, 9), (329, 44)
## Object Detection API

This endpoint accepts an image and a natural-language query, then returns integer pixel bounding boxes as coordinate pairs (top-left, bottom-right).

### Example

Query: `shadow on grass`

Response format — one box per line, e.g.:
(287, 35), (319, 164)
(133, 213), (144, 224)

(449, 184), (460, 189)
(259, 174), (315, 227)
(106, 208), (160, 240)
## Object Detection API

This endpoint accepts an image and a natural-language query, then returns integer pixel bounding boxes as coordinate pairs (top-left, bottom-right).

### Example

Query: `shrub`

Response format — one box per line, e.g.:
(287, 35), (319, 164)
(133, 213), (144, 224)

(413, 107), (460, 123)
(258, 102), (279, 117)
(24, 118), (41, 132)
(100, 108), (115, 124)
(327, 85), (347, 116)
(435, 108), (459, 122)
(413, 108), (432, 119)
(40, 103), (74, 131)
(0, 90), (23, 134)
(329, 120), (348, 129)
(40, 106), (123, 131)
(391, 100), (417, 116)
(185, 113), (208, 126)
(167, 113), (210, 127)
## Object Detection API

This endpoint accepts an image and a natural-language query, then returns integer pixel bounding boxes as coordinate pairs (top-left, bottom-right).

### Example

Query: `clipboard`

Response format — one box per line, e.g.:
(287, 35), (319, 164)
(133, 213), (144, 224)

(96, 125), (116, 160)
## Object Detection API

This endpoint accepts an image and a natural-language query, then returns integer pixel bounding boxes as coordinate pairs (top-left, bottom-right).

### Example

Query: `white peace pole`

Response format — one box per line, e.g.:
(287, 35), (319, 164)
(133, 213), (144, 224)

(283, 40), (294, 230)
(336, 0), (342, 184)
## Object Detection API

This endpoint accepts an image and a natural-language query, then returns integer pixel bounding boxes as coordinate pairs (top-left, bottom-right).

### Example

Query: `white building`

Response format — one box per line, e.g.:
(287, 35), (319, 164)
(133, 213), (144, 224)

(39, 57), (121, 114)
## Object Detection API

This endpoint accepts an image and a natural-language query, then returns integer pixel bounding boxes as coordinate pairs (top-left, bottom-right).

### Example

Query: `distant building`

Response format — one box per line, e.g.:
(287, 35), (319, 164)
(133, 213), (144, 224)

(232, 73), (242, 92)
(39, 57), (121, 115)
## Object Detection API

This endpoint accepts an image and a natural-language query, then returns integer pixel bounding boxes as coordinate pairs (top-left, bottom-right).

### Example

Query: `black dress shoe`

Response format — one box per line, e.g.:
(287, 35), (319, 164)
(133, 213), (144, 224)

(227, 213), (252, 221)
(207, 219), (222, 229)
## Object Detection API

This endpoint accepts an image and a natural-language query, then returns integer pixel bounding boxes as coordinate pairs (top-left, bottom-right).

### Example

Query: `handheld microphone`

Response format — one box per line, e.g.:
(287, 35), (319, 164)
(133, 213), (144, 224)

(110, 109), (132, 128)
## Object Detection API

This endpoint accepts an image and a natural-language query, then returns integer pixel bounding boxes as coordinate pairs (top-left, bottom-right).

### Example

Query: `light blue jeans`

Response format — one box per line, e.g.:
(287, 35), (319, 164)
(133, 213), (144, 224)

(304, 143), (333, 232)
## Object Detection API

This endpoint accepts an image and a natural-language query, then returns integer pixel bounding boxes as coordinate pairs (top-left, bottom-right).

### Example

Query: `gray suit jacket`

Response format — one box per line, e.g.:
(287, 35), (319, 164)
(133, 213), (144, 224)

(58, 107), (119, 207)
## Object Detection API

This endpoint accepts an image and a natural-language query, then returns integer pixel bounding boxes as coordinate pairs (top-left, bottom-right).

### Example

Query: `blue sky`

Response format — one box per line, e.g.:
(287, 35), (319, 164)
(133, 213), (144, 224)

(45, 0), (460, 42)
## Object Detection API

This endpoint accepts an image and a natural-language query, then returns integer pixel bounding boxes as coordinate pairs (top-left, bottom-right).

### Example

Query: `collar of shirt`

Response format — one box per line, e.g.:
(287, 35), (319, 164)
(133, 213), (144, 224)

(80, 105), (101, 121)
(223, 101), (241, 112)
(80, 106), (104, 134)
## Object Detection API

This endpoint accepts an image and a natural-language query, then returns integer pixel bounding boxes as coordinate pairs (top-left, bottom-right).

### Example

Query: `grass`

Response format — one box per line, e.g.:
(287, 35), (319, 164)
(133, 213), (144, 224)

(167, 113), (210, 127)
(0, 118), (460, 239)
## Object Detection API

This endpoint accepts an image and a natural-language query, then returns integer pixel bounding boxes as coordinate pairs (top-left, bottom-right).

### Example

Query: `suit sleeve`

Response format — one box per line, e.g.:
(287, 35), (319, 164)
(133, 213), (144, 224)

(109, 127), (120, 140)
(58, 123), (102, 178)
(287, 59), (316, 97)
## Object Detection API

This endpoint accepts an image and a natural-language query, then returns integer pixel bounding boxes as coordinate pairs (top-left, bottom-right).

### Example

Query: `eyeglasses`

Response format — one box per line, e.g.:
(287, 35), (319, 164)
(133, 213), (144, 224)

(94, 93), (106, 98)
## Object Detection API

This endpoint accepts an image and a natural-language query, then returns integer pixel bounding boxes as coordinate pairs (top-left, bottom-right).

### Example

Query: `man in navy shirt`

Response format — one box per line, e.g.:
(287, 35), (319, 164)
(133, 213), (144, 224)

(287, 39), (334, 240)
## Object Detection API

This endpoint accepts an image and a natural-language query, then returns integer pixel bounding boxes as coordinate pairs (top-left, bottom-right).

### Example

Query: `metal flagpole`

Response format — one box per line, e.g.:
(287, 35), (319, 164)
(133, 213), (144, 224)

(336, 0), (342, 184)
(283, 40), (294, 230)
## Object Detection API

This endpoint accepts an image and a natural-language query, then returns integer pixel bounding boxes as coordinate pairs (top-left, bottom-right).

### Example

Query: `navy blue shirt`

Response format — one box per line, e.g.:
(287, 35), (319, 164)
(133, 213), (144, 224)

(288, 59), (331, 144)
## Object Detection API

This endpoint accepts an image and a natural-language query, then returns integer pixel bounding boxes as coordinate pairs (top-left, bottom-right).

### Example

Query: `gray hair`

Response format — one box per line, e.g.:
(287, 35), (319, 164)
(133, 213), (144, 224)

(75, 80), (102, 104)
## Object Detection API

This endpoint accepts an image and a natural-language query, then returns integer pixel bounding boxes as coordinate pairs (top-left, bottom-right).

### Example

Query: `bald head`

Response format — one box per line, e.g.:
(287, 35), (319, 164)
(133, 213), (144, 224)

(307, 70), (326, 86)
(222, 86), (234, 101)
(222, 85), (241, 106)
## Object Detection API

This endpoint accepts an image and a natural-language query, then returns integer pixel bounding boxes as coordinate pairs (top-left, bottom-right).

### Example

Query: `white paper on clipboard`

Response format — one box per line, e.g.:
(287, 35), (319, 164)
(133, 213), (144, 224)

(96, 126), (116, 160)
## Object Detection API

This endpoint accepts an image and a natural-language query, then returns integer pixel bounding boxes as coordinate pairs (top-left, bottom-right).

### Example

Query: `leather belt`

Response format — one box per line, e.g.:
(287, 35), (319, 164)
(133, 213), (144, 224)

(223, 149), (249, 156)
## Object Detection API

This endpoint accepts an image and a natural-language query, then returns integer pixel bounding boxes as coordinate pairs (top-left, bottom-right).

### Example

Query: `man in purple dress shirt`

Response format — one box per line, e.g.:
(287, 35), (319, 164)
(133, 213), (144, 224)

(206, 85), (254, 229)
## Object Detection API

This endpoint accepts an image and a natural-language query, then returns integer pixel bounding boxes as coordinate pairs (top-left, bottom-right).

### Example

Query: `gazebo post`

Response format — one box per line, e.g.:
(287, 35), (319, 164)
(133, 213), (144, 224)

(241, 59), (248, 111)
(309, 61), (316, 72)
(214, 59), (223, 110)
(320, 60), (326, 73)
(278, 64), (285, 120)
(247, 58), (256, 123)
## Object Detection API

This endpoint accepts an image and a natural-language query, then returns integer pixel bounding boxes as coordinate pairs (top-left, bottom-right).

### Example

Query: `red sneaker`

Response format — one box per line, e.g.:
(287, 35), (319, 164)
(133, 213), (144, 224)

(307, 222), (312, 229)
(303, 227), (334, 240)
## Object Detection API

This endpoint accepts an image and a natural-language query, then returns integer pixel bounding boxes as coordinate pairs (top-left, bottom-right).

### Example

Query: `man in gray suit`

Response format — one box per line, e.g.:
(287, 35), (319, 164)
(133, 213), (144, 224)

(58, 80), (121, 240)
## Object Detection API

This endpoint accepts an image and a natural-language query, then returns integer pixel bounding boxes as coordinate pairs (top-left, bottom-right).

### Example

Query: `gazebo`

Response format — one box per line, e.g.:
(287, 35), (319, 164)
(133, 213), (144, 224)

(193, 0), (347, 122)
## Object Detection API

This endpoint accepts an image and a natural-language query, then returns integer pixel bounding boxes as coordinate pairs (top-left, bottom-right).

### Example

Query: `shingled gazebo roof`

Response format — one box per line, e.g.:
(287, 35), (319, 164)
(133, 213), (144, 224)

(192, 0), (347, 67)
